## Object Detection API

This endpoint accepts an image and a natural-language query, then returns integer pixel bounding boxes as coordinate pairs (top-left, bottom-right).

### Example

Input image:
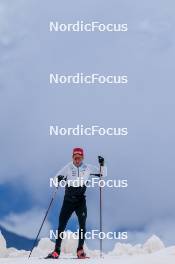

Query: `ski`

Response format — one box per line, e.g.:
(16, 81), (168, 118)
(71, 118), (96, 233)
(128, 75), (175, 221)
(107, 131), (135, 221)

(42, 256), (90, 260)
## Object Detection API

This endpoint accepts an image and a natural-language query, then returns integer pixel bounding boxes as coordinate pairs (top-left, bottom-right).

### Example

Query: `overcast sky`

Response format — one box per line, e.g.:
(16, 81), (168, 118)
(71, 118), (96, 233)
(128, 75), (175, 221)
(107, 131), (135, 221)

(0, 0), (175, 251)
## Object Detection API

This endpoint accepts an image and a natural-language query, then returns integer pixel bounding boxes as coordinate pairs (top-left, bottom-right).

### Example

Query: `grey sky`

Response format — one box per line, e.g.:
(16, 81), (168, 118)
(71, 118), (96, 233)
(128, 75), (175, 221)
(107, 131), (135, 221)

(0, 0), (175, 248)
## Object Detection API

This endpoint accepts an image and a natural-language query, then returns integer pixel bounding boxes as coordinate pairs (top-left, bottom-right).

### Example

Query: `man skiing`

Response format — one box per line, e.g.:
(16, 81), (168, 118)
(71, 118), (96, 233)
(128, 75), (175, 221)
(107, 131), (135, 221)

(46, 147), (107, 259)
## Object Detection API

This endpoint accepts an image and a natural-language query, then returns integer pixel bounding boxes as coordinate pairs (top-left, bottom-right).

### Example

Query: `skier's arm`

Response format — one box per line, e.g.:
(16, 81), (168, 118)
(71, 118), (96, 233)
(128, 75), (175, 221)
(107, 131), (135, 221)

(53, 163), (69, 182)
(90, 166), (107, 177)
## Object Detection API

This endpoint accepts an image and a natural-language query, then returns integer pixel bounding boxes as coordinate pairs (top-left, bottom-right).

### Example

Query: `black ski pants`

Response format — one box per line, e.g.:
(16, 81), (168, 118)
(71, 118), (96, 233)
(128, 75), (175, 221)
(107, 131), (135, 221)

(55, 196), (87, 251)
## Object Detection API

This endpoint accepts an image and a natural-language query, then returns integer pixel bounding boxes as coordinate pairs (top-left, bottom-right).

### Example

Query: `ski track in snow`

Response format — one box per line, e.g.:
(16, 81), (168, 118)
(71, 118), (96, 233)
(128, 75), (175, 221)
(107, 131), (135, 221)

(1, 254), (175, 264)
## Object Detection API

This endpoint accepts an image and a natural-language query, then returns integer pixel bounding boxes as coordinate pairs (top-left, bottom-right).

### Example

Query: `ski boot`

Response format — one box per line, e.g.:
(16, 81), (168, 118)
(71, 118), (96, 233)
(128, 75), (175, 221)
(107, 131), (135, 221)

(45, 249), (60, 259)
(77, 247), (89, 259)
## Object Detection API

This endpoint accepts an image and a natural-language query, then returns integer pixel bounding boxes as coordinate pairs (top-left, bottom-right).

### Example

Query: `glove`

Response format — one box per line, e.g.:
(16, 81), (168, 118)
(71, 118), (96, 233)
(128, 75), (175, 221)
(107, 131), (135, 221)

(98, 156), (104, 166)
(57, 175), (65, 182)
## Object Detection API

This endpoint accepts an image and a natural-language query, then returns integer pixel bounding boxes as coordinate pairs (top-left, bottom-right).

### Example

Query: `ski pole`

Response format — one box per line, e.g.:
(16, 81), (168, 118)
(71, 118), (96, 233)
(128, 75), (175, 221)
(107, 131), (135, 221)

(99, 163), (103, 258)
(28, 188), (58, 258)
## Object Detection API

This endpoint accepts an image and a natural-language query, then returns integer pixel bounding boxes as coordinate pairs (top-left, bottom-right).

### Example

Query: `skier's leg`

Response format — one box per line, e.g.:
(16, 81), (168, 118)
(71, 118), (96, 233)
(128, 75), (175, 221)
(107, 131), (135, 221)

(55, 198), (74, 252)
(75, 197), (87, 249)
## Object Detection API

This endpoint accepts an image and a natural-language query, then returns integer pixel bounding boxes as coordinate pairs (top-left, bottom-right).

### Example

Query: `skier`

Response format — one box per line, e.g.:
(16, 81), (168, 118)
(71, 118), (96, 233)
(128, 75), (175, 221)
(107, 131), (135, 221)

(46, 147), (107, 259)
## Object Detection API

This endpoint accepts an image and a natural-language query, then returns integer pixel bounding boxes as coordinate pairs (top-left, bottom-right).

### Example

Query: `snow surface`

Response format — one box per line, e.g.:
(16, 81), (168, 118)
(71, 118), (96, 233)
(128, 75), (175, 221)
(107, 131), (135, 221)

(1, 231), (175, 264)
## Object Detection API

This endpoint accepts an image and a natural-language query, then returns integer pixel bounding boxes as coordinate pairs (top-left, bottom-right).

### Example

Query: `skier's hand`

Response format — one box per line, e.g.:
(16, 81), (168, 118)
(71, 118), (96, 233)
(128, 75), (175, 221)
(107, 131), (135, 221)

(98, 156), (104, 166)
(57, 175), (65, 182)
